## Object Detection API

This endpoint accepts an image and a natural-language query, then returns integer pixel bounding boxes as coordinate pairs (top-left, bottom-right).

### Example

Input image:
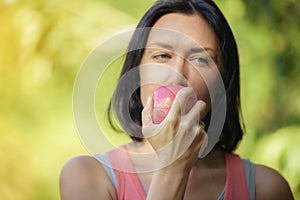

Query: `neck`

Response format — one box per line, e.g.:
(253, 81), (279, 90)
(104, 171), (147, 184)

(194, 147), (225, 169)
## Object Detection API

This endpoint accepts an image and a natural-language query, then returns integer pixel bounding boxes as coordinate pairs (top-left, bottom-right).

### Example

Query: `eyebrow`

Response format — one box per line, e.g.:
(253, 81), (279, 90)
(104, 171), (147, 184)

(189, 47), (215, 54)
(146, 42), (216, 54)
(146, 42), (174, 50)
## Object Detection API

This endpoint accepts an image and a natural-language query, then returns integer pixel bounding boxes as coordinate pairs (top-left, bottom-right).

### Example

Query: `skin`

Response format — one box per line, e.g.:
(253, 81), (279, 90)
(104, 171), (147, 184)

(60, 13), (294, 200)
(139, 13), (222, 119)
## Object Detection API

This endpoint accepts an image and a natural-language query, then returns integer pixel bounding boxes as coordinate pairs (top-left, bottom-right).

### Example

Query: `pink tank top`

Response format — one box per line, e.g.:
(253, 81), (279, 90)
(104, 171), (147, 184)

(107, 145), (146, 199)
(107, 146), (250, 200)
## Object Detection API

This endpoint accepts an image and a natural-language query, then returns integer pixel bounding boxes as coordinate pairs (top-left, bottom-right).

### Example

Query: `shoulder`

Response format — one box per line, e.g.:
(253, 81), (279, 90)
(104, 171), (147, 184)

(255, 164), (294, 200)
(59, 155), (116, 200)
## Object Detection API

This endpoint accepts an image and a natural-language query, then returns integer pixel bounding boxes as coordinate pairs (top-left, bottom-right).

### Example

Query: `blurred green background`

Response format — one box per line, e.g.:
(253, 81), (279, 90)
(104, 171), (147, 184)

(0, 0), (299, 199)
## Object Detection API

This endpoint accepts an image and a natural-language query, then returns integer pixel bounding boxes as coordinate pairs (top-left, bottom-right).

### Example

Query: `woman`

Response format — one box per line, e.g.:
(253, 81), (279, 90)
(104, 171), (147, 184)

(60, 0), (294, 199)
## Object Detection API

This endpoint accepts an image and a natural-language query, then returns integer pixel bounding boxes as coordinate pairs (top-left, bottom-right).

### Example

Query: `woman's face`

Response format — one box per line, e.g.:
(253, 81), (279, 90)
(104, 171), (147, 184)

(139, 13), (221, 117)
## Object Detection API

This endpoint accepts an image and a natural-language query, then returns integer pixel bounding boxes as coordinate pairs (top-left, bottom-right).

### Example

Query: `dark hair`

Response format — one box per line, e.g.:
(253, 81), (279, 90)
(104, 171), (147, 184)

(108, 0), (245, 153)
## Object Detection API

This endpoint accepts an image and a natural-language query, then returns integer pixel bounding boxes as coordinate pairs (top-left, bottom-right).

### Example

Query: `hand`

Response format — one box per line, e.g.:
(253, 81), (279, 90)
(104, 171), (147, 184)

(142, 87), (208, 171)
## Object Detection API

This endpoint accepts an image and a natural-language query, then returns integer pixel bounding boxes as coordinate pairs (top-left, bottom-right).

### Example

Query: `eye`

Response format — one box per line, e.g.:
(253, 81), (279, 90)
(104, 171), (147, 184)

(152, 53), (171, 61)
(190, 56), (211, 68)
(195, 57), (209, 65)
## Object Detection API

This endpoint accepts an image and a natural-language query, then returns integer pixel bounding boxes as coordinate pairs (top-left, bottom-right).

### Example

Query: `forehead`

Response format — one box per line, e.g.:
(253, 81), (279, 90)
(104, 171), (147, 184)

(146, 13), (219, 53)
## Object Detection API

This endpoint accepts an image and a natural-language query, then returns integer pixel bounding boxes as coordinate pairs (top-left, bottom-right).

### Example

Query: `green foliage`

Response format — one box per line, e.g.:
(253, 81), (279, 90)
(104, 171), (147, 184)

(0, 0), (299, 199)
(217, 0), (300, 197)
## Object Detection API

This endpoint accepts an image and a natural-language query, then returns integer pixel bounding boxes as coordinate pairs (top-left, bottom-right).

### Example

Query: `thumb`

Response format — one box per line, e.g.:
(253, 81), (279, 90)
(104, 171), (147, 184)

(142, 96), (153, 126)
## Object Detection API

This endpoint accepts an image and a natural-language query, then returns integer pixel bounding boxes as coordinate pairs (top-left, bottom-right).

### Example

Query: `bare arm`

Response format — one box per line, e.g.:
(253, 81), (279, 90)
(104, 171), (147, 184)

(147, 165), (191, 200)
(142, 88), (207, 200)
(146, 136), (205, 200)
(255, 164), (294, 200)
(59, 156), (116, 200)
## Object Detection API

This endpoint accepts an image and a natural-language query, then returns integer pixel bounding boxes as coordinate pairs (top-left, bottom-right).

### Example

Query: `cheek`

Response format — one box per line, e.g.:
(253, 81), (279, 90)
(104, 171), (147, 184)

(188, 69), (221, 116)
(188, 72), (211, 102)
(140, 84), (157, 106)
(139, 63), (152, 106)
(197, 85), (211, 106)
(139, 66), (162, 106)
(189, 79), (211, 117)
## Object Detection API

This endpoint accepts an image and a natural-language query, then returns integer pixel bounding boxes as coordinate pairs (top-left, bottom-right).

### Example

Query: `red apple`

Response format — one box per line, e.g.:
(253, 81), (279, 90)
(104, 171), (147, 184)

(152, 84), (197, 124)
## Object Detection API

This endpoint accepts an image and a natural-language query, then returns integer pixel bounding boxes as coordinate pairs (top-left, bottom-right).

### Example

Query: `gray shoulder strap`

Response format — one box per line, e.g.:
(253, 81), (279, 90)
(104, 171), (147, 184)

(93, 153), (117, 189)
(243, 159), (256, 200)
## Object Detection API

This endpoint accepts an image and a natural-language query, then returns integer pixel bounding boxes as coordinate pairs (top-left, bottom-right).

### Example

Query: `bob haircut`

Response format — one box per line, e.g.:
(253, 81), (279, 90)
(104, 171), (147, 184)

(108, 0), (245, 153)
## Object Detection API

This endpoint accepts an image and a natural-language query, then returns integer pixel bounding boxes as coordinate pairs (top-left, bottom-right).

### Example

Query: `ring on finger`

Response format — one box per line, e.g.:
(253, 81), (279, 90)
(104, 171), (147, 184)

(199, 121), (205, 129)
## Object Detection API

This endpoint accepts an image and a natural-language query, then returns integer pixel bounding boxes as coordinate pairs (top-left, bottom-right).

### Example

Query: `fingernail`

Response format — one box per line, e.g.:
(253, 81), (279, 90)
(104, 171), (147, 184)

(146, 96), (152, 106)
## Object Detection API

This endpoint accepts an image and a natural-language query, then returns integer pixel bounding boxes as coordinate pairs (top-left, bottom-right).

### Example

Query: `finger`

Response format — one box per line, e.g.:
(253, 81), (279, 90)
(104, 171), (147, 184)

(175, 87), (197, 114)
(142, 96), (153, 126)
(183, 100), (206, 126)
(198, 100), (207, 114)
(164, 95), (182, 122)
(142, 96), (161, 138)
(199, 121), (205, 129)
(166, 87), (194, 120)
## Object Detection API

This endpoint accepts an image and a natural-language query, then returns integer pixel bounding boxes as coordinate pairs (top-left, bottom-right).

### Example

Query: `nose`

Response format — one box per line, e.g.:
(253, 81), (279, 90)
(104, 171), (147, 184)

(172, 56), (186, 75)
(169, 56), (188, 86)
